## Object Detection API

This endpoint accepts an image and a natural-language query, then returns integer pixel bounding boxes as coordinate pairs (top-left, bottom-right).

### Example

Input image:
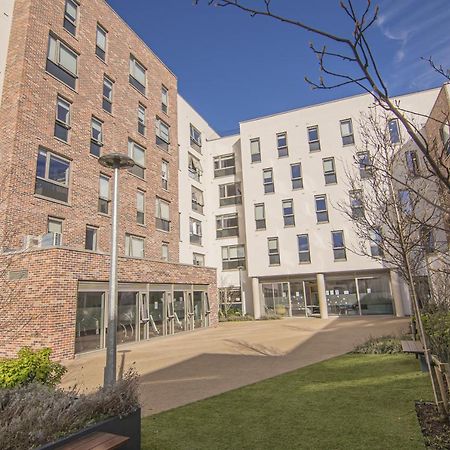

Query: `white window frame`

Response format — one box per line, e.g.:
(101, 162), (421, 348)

(340, 118), (354, 145)
(307, 125), (320, 151)
(323, 157), (337, 184)
(315, 194), (329, 223)
(276, 132), (288, 157)
(250, 138), (261, 163)
(47, 34), (78, 76)
(268, 237), (280, 265)
(332, 230), (346, 261)
(125, 234), (145, 258)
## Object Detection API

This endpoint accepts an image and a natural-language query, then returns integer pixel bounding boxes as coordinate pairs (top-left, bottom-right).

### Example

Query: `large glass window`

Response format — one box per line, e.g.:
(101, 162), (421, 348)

(125, 234), (145, 258)
(326, 279), (358, 316)
(308, 125), (320, 151)
(315, 194), (329, 223)
(255, 203), (266, 230)
(214, 154), (235, 177)
(75, 292), (104, 354)
(340, 118), (354, 145)
(216, 213), (238, 238)
(46, 35), (78, 89)
(277, 132), (288, 157)
(129, 55), (146, 94)
(358, 276), (393, 315)
(155, 198), (170, 231)
(291, 163), (303, 189)
(250, 138), (261, 163)
(55, 96), (71, 142)
(262, 283), (289, 316)
(222, 245), (245, 270)
(128, 140), (146, 179)
(219, 182), (242, 206)
(35, 148), (70, 203)
(118, 292), (138, 343)
(263, 168), (274, 193)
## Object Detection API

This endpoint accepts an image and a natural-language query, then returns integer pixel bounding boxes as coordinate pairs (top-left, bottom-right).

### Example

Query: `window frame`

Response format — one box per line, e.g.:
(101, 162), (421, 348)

(216, 213), (239, 238)
(214, 153), (236, 177)
(254, 203), (266, 230)
(156, 117), (170, 150)
(332, 230), (347, 261)
(161, 85), (169, 114)
(129, 55), (147, 95)
(307, 125), (321, 151)
(191, 186), (204, 213)
(136, 190), (145, 225)
(128, 139), (146, 179)
(193, 252), (205, 266)
(102, 76), (113, 113)
(98, 174), (110, 215)
(90, 117), (103, 157)
(189, 217), (202, 245)
(95, 24), (107, 61)
(323, 157), (337, 185)
(370, 228), (384, 257)
(388, 118), (401, 144)
(250, 137), (261, 163)
(155, 197), (171, 232)
(282, 199), (295, 227)
(315, 194), (329, 223)
(268, 237), (280, 266)
(54, 95), (71, 142)
(138, 103), (146, 136)
(290, 163), (303, 190)
(297, 234), (311, 263)
(263, 168), (274, 194)
(161, 242), (169, 261)
(85, 226), (98, 251)
(190, 124), (202, 150)
(125, 233), (145, 258)
(405, 150), (420, 176)
(276, 132), (288, 157)
(350, 189), (364, 219)
(219, 182), (242, 206)
(357, 151), (372, 179)
(63, 0), (78, 36)
(340, 118), (355, 146)
(161, 160), (169, 190)
(221, 245), (246, 270)
(46, 34), (78, 89)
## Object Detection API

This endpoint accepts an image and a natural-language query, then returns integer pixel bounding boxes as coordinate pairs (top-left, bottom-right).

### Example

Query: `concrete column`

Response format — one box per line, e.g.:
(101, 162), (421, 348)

(252, 277), (261, 319)
(316, 273), (328, 319)
(390, 270), (405, 317)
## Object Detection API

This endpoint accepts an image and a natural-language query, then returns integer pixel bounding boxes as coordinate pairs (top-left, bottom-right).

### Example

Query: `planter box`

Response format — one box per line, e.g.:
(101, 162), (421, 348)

(38, 408), (140, 450)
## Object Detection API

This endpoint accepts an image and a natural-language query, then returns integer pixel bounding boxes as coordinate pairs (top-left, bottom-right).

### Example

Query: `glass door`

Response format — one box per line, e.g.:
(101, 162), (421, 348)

(186, 292), (195, 331)
(193, 291), (205, 328)
(148, 291), (165, 337)
(75, 292), (104, 354)
(173, 290), (186, 333)
(117, 292), (138, 344)
(304, 282), (320, 316)
(290, 282), (307, 317)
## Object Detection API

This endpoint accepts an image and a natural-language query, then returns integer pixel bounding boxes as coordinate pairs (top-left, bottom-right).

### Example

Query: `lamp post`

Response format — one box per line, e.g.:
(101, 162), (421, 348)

(98, 153), (134, 387)
(238, 266), (247, 316)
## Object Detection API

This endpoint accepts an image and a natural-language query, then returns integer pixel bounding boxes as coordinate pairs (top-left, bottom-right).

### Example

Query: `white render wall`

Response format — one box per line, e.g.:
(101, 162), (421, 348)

(178, 87), (441, 316)
(0, 0), (15, 106)
(239, 88), (440, 279)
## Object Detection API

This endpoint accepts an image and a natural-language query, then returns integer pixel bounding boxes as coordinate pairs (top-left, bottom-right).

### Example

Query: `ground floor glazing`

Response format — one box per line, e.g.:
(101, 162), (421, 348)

(75, 282), (210, 354)
(260, 272), (395, 317)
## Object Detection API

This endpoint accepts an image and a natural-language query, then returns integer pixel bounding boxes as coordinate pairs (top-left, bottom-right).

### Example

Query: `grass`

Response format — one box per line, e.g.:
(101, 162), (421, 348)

(142, 354), (431, 450)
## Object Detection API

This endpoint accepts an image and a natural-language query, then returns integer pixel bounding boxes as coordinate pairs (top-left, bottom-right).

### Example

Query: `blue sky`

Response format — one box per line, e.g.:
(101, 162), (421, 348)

(107, 0), (450, 134)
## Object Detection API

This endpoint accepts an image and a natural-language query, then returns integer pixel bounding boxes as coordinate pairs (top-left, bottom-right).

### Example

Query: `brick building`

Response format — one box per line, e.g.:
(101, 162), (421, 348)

(0, 0), (217, 359)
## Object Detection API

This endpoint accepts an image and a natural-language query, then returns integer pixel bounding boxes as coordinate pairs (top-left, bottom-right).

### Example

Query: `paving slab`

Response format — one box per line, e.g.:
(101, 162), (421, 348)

(61, 316), (409, 416)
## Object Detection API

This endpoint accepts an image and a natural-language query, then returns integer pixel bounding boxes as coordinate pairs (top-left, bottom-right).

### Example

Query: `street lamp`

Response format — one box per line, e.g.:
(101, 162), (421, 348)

(98, 153), (134, 387)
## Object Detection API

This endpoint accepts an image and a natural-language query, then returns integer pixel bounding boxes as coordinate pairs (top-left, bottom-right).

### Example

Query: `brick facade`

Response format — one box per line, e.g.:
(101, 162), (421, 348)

(0, 0), (218, 360)
(0, 248), (218, 360)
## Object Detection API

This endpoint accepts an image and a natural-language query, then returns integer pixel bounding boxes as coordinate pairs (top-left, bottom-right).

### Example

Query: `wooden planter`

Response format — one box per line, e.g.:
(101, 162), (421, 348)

(37, 408), (141, 450)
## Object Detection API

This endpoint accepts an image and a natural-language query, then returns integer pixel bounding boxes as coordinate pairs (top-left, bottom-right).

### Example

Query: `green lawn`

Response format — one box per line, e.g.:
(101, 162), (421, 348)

(142, 354), (431, 450)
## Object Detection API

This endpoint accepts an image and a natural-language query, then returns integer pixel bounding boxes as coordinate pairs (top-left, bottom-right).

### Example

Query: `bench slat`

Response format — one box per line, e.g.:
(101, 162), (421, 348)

(401, 340), (424, 354)
(59, 431), (129, 450)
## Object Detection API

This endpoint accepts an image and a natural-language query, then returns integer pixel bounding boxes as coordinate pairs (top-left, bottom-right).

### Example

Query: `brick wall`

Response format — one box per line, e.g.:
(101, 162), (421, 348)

(0, 0), (180, 261)
(0, 247), (218, 360)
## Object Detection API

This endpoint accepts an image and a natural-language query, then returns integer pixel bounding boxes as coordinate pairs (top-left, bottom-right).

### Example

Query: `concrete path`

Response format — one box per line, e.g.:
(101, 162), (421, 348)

(61, 316), (409, 416)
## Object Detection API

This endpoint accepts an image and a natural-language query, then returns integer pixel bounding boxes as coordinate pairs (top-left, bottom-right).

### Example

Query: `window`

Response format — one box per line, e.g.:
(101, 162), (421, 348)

(332, 230), (346, 260)
(214, 154), (235, 177)
(155, 198), (170, 231)
(315, 195), (329, 223)
(340, 119), (354, 145)
(125, 234), (144, 258)
(282, 199), (295, 226)
(291, 163), (303, 189)
(421, 225), (435, 254)
(35, 148), (70, 203)
(102, 76), (113, 113)
(398, 189), (413, 214)
(255, 203), (266, 230)
(161, 85), (169, 114)
(188, 154), (202, 182)
(268, 238), (280, 265)
(277, 132), (288, 157)
(219, 182), (242, 206)
(308, 125), (320, 151)
(323, 157), (337, 184)
(297, 234), (311, 263)
(98, 175), (110, 214)
(263, 168), (274, 193)
(222, 245), (245, 270)
(96, 24), (107, 61)
(136, 190), (145, 225)
(388, 118), (400, 144)
(63, 0), (78, 35)
(47, 218), (63, 246)
(216, 213), (239, 238)
(405, 150), (419, 176)
(161, 160), (169, 190)
(191, 186), (204, 213)
(54, 96), (70, 142)
(162, 243), (169, 261)
(128, 140), (145, 179)
(357, 151), (372, 179)
(190, 218), (202, 245)
(193, 253), (205, 266)
(138, 104), (146, 135)
(90, 118), (103, 157)
(350, 190), (364, 219)
(370, 228), (383, 257)
(85, 226), (98, 251)
(156, 118), (170, 150)
(250, 138), (261, 163)
(46, 34), (78, 89)
(190, 124), (202, 151)
(129, 55), (146, 94)
(440, 120), (450, 153)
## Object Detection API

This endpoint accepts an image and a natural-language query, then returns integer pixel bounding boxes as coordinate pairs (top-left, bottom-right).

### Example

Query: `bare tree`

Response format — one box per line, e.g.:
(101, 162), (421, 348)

(196, 0), (450, 192)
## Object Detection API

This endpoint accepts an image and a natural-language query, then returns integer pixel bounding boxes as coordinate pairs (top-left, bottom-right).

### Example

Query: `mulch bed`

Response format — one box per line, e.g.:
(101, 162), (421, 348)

(416, 401), (450, 449)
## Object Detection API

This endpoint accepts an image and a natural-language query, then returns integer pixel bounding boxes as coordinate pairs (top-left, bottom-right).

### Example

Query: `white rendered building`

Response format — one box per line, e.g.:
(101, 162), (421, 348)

(178, 87), (441, 319)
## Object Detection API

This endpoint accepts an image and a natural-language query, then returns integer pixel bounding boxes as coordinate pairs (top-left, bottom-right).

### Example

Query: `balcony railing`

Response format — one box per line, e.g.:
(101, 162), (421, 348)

(219, 195), (242, 206)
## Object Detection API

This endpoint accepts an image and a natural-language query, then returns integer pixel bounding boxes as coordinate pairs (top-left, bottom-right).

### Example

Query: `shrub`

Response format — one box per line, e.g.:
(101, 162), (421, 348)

(353, 335), (403, 354)
(422, 312), (450, 363)
(0, 368), (140, 450)
(0, 348), (67, 388)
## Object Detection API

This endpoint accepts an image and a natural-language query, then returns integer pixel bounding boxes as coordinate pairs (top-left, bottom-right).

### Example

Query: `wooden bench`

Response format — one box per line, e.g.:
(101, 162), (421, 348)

(401, 340), (428, 372)
(58, 431), (129, 450)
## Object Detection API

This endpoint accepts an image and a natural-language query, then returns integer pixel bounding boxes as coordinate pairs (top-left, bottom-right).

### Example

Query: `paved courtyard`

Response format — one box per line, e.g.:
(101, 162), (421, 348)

(61, 316), (409, 416)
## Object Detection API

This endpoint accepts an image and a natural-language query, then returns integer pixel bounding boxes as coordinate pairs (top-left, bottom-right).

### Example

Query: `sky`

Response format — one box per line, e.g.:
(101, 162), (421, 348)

(107, 0), (450, 135)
